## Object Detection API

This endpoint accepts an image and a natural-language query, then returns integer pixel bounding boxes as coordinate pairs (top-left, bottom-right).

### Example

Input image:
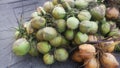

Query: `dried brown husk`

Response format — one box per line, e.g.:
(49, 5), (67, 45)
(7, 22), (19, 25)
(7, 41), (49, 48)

(106, 7), (119, 19)
(72, 50), (83, 63)
(100, 53), (119, 68)
(79, 44), (96, 60)
(101, 38), (120, 52)
(84, 57), (100, 68)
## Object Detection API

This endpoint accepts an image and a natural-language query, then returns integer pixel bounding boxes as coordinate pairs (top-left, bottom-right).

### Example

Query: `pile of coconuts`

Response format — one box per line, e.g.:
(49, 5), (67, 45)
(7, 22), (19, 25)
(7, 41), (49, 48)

(12, 0), (120, 67)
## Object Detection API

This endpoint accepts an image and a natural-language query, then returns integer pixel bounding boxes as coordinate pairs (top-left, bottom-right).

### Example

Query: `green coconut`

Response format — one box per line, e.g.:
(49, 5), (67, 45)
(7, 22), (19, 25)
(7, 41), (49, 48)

(90, 4), (106, 21)
(43, 53), (55, 65)
(36, 29), (43, 41)
(31, 12), (39, 18)
(29, 41), (39, 56)
(61, 37), (69, 46)
(42, 27), (57, 41)
(101, 22), (110, 35)
(62, 0), (75, 8)
(54, 48), (69, 62)
(50, 36), (62, 47)
(67, 17), (79, 30)
(15, 30), (21, 39)
(12, 38), (30, 56)
(75, 0), (88, 9)
(31, 16), (46, 29)
(37, 41), (51, 54)
(43, 1), (54, 13)
(78, 10), (91, 21)
(64, 29), (74, 40)
(52, 6), (66, 19)
(74, 32), (88, 44)
(52, 0), (59, 5)
(108, 21), (116, 29)
(55, 19), (66, 33)
(79, 21), (98, 34)
(108, 28), (120, 37)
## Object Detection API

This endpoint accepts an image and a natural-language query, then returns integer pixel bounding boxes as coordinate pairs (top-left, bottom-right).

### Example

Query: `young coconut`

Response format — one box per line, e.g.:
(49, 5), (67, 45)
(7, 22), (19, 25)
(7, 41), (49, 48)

(31, 12), (39, 18)
(52, 6), (66, 19)
(61, 0), (75, 8)
(12, 38), (30, 56)
(61, 37), (69, 46)
(43, 53), (55, 65)
(54, 19), (66, 33)
(106, 7), (119, 19)
(79, 44), (96, 60)
(37, 41), (51, 54)
(49, 36), (62, 47)
(75, 0), (89, 9)
(43, 1), (54, 13)
(72, 50), (83, 63)
(100, 53), (119, 68)
(36, 29), (43, 41)
(31, 16), (46, 29)
(64, 29), (74, 40)
(108, 21), (116, 29)
(29, 41), (39, 56)
(52, 0), (58, 5)
(108, 28), (120, 37)
(14, 30), (21, 39)
(78, 10), (91, 21)
(79, 21), (98, 34)
(54, 48), (69, 62)
(67, 17), (79, 30)
(85, 57), (100, 68)
(101, 22), (110, 35)
(74, 32), (88, 44)
(42, 27), (57, 41)
(90, 4), (106, 21)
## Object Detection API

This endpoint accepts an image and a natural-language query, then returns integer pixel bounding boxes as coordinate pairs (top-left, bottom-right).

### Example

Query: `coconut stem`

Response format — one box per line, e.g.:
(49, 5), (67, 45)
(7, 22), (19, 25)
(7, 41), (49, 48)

(39, 7), (46, 15)
(64, 2), (72, 11)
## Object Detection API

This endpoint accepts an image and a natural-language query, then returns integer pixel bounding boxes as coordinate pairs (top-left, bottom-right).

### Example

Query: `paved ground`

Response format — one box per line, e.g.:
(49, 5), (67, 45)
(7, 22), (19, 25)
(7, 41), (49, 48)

(0, 0), (120, 68)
